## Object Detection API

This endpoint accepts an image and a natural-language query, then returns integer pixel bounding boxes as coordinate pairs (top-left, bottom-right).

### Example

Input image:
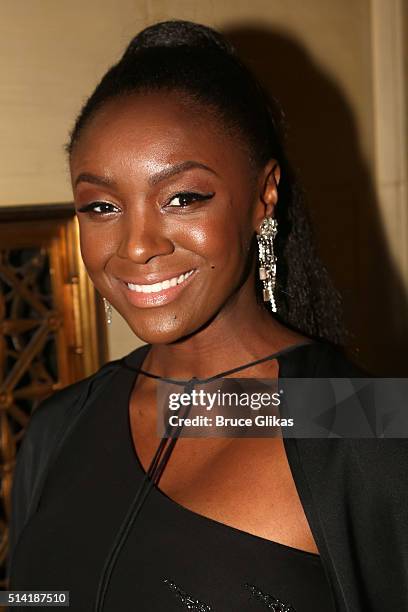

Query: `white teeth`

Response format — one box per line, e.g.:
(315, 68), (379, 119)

(127, 269), (194, 293)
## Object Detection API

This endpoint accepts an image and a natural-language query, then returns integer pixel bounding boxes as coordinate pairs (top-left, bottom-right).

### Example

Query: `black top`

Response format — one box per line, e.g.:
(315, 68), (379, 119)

(8, 342), (408, 612)
(10, 343), (336, 611)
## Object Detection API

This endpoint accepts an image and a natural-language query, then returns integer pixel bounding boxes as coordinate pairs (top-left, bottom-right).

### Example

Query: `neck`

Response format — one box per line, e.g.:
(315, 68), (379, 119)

(142, 284), (305, 379)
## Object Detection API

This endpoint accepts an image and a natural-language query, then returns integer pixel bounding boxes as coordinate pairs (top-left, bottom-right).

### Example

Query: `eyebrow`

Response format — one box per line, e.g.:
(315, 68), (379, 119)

(74, 173), (116, 189)
(74, 161), (218, 189)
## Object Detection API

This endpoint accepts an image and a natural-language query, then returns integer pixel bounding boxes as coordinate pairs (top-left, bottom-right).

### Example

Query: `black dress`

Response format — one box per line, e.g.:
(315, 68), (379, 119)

(8, 342), (408, 611)
(9, 344), (336, 611)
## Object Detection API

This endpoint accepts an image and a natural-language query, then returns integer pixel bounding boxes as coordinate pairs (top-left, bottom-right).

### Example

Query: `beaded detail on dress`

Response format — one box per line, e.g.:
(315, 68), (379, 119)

(244, 583), (296, 611)
(164, 579), (213, 611)
(162, 579), (296, 611)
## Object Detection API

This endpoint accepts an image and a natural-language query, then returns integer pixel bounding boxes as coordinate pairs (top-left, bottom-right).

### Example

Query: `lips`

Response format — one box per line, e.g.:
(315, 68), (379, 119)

(126, 269), (195, 293)
(119, 268), (197, 308)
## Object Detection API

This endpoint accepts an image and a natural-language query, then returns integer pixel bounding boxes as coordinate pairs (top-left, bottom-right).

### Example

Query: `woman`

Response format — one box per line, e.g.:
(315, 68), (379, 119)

(7, 20), (408, 612)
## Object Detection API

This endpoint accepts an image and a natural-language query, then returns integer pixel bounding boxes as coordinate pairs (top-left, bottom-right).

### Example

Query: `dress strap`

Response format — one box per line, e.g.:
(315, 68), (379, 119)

(123, 341), (314, 386)
(94, 376), (197, 612)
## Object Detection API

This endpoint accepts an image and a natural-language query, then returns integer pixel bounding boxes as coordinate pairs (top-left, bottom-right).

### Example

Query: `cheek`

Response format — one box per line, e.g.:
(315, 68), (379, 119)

(77, 220), (115, 277)
(178, 206), (251, 290)
(187, 206), (250, 263)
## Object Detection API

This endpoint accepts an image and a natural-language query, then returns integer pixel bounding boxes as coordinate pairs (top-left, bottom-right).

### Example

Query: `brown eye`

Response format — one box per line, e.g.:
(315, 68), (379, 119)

(77, 201), (121, 215)
(166, 192), (215, 208)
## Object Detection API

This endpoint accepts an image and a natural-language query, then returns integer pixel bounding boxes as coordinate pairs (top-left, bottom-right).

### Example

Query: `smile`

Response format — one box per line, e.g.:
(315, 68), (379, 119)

(120, 268), (197, 309)
(126, 269), (195, 293)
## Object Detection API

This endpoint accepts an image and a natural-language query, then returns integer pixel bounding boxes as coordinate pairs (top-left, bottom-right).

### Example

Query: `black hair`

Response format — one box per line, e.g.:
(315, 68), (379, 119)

(68, 19), (345, 344)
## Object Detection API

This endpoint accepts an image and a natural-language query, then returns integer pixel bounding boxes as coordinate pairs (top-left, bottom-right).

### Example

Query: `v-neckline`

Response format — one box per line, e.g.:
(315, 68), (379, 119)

(122, 340), (323, 561)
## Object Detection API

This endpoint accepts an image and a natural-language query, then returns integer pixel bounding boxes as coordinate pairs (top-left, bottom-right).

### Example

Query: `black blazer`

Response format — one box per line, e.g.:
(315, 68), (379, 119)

(7, 342), (408, 611)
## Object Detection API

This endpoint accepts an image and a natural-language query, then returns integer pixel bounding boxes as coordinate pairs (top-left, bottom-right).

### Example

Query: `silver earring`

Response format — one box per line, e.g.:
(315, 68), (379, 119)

(103, 297), (113, 325)
(256, 217), (278, 312)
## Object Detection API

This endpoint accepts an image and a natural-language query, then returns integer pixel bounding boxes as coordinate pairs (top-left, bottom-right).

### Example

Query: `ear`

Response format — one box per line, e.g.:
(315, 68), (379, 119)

(253, 159), (280, 232)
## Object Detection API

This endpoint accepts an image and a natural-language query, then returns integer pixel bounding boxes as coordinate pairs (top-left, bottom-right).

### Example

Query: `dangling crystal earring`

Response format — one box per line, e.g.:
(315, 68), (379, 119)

(103, 297), (113, 325)
(256, 216), (278, 312)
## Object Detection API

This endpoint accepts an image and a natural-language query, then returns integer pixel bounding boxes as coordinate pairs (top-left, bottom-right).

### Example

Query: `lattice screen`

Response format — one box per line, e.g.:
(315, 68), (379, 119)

(0, 204), (107, 591)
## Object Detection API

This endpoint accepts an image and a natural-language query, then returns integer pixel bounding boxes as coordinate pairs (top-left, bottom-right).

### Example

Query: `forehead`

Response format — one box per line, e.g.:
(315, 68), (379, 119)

(70, 92), (251, 181)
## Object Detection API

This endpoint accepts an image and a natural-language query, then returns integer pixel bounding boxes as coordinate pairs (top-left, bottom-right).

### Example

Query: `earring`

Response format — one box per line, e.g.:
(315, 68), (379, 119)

(103, 297), (113, 325)
(256, 217), (278, 312)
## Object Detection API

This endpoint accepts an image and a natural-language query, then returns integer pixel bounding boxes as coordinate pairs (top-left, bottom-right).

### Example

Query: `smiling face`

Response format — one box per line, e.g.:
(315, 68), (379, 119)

(70, 91), (278, 344)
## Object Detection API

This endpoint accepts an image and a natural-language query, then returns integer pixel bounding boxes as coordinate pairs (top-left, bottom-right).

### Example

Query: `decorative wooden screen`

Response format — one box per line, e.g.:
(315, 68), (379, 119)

(0, 204), (108, 592)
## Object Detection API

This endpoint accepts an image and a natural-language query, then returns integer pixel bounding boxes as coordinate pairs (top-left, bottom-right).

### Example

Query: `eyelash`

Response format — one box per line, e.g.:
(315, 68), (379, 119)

(76, 191), (215, 216)
(77, 201), (119, 215)
(166, 191), (215, 208)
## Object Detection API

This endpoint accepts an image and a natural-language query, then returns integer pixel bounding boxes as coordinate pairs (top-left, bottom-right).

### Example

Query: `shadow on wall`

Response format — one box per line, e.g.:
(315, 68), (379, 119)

(224, 25), (408, 376)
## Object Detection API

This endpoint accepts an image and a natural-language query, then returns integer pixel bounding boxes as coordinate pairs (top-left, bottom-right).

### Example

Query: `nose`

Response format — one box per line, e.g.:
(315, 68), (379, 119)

(116, 209), (174, 264)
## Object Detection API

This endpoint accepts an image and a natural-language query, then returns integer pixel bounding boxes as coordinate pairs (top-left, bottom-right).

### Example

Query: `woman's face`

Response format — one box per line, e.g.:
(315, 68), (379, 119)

(70, 92), (276, 344)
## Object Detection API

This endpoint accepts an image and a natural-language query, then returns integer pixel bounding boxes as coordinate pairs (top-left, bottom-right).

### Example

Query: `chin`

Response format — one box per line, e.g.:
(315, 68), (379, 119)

(117, 296), (219, 346)
(126, 313), (195, 346)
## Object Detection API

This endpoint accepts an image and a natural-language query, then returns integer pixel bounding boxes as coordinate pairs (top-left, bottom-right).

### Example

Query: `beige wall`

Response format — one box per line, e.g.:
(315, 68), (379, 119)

(1, 0), (406, 369)
(0, 0), (375, 204)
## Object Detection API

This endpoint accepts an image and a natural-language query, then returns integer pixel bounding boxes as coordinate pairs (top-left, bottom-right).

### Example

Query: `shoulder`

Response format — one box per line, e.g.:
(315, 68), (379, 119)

(24, 357), (122, 446)
(278, 340), (366, 377)
(13, 342), (152, 482)
(8, 357), (124, 570)
(22, 342), (150, 457)
(17, 355), (133, 481)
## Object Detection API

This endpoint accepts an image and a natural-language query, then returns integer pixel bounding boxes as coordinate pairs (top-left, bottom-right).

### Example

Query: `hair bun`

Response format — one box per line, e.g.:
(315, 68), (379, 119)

(123, 19), (233, 58)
